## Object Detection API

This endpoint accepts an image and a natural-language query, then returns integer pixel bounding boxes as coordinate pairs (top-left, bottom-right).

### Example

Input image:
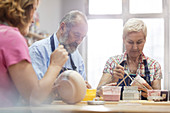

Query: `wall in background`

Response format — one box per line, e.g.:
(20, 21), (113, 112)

(60, 0), (88, 79)
(37, 0), (62, 34)
(37, 0), (87, 34)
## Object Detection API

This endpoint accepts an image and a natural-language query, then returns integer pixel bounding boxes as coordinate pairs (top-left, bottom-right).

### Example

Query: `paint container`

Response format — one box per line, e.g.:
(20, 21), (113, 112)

(147, 90), (161, 101)
(147, 90), (169, 101)
(123, 86), (140, 100)
(102, 86), (122, 101)
(83, 89), (96, 101)
(161, 90), (168, 101)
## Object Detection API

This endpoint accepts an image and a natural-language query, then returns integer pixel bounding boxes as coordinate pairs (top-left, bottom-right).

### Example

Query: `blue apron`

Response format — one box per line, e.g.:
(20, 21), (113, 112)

(118, 60), (151, 100)
(50, 34), (77, 74)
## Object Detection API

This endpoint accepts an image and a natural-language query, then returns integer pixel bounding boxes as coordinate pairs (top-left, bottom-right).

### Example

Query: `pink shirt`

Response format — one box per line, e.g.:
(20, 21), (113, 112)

(0, 24), (31, 107)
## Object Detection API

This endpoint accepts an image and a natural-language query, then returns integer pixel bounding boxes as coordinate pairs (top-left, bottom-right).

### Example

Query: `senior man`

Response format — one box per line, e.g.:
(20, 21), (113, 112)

(29, 10), (91, 88)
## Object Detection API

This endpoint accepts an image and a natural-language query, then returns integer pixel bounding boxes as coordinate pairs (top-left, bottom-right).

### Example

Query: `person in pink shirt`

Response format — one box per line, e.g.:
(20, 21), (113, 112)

(0, 0), (68, 107)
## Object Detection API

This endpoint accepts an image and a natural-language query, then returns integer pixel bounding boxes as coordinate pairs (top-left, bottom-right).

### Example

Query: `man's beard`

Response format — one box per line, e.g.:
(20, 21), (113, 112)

(59, 32), (78, 53)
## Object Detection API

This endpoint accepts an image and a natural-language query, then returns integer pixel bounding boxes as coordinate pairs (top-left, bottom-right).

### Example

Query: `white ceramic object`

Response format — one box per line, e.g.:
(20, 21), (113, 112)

(54, 70), (86, 104)
(130, 75), (147, 89)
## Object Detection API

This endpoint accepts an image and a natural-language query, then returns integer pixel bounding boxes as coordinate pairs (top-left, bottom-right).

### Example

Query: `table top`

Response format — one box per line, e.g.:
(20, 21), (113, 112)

(1, 100), (170, 113)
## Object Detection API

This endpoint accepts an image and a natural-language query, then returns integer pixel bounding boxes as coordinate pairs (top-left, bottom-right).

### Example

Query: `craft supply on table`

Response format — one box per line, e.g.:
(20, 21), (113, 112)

(83, 89), (96, 101)
(123, 86), (140, 100)
(102, 86), (122, 101)
(87, 100), (105, 105)
(147, 90), (169, 101)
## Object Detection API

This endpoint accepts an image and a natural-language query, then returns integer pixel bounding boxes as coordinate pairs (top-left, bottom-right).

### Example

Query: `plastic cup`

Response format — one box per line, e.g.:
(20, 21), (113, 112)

(102, 86), (122, 101)
(82, 89), (96, 101)
(147, 90), (161, 101)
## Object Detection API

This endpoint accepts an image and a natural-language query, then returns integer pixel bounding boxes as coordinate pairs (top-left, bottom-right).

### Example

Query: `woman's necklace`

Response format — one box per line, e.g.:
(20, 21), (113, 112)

(127, 58), (139, 74)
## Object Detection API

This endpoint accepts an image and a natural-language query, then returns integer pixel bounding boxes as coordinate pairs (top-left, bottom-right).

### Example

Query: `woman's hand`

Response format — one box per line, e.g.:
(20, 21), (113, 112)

(112, 63), (124, 82)
(138, 83), (153, 98)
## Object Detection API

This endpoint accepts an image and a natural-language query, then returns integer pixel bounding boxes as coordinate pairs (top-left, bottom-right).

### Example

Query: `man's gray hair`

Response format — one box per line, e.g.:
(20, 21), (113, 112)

(123, 18), (147, 39)
(60, 10), (88, 29)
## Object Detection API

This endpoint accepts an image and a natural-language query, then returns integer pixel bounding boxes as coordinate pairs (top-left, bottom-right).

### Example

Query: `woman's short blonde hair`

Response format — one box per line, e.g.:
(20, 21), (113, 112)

(123, 18), (147, 39)
(0, 0), (38, 34)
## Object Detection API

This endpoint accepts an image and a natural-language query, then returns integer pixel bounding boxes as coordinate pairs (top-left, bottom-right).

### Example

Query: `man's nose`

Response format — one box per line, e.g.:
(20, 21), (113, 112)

(76, 37), (83, 45)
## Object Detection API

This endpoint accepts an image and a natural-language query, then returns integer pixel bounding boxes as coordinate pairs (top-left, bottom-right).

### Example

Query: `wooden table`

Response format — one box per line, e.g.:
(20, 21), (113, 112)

(1, 100), (170, 113)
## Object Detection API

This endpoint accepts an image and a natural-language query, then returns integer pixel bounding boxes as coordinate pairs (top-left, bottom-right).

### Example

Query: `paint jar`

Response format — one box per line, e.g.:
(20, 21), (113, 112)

(161, 90), (169, 101)
(147, 90), (169, 101)
(102, 86), (122, 101)
(123, 86), (140, 100)
(83, 89), (96, 101)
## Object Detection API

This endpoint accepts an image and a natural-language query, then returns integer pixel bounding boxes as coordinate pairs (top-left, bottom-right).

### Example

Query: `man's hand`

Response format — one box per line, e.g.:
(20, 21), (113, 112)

(50, 45), (68, 68)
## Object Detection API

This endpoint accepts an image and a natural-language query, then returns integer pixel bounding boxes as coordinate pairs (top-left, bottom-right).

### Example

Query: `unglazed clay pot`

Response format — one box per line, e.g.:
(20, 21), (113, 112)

(55, 70), (86, 104)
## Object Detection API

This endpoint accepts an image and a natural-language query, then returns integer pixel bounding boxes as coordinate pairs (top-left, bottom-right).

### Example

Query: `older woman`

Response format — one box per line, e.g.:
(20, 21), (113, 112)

(0, 0), (68, 107)
(97, 18), (162, 99)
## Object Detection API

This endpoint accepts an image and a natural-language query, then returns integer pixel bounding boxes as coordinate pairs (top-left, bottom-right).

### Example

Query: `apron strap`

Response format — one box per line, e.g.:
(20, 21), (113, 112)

(50, 35), (55, 52)
(69, 54), (77, 70)
(143, 60), (151, 86)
